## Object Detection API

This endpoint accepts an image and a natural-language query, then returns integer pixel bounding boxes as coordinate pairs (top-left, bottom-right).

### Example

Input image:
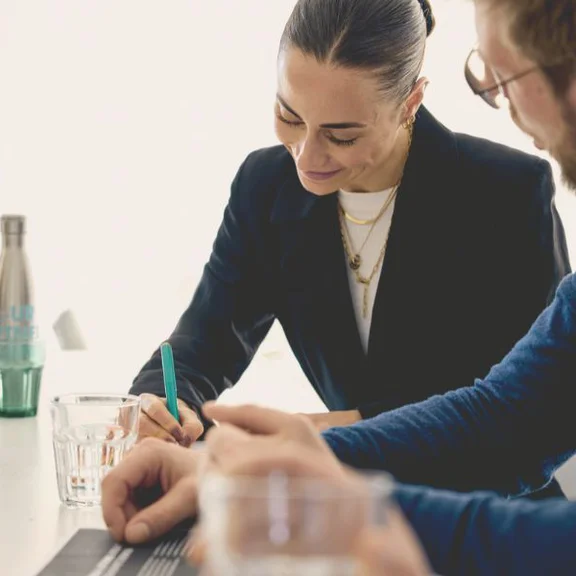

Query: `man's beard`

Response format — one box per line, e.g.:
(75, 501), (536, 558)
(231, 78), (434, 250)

(509, 100), (576, 188)
(554, 103), (576, 191)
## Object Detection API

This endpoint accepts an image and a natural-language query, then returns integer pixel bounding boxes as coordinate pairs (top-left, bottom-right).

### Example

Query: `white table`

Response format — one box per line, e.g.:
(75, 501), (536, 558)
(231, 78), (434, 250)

(0, 352), (108, 576)
(5, 348), (576, 576)
(0, 344), (324, 576)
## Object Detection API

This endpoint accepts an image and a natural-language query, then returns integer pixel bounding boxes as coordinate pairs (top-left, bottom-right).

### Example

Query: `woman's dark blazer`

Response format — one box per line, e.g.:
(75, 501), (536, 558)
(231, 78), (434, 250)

(131, 106), (571, 495)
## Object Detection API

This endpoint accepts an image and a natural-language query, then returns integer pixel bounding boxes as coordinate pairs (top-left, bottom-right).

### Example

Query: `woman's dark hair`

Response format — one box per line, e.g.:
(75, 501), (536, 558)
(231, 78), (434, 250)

(280, 0), (436, 102)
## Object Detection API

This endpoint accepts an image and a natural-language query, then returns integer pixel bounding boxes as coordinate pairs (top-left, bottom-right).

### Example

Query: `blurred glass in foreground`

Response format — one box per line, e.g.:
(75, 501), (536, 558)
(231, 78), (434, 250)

(199, 471), (393, 576)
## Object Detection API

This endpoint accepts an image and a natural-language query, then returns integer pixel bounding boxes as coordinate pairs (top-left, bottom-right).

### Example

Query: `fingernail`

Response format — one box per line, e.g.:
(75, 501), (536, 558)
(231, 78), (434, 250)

(126, 522), (151, 543)
(172, 428), (184, 443)
(182, 434), (193, 447)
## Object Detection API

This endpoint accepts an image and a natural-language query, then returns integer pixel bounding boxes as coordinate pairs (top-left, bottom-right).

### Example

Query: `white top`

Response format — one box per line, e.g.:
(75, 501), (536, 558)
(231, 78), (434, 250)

(338, 188), (397, 354)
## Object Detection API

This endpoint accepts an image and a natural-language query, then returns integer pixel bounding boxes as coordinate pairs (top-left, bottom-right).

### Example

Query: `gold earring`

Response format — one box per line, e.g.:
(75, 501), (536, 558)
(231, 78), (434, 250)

(402, 116), (415, 130)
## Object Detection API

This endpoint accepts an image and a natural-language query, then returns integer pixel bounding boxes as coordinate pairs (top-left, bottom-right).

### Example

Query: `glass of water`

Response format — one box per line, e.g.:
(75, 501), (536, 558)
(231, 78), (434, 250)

(199, 471), (393, 576)
(50, 393), (140, 507)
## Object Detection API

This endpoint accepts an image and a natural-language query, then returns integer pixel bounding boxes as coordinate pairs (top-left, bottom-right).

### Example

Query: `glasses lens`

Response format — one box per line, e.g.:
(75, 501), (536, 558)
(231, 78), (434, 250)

(465, 50), (503, 109)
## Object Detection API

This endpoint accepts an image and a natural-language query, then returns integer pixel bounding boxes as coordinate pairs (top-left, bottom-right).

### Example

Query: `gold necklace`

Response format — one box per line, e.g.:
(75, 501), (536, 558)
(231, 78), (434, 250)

(339, 208), (392, 319)
(338, 180), (398, 234)
(339, 185), (399, 271)
(341, 205), (384, 226)
(338, 124), (413, 319)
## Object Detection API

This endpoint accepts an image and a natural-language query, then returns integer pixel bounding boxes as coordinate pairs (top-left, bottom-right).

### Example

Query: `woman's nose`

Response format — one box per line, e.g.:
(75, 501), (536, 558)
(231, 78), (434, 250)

(294, 135), (328, 171)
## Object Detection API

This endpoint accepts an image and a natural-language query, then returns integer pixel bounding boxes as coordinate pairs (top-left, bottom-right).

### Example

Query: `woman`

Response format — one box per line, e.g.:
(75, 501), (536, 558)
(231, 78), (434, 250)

(130, 0), (569, 490)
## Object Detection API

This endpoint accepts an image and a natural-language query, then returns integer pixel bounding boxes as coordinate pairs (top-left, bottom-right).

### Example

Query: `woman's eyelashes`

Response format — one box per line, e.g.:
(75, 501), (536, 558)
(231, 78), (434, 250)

(327, 134), (358, 147)
(275, 113), (359, 147)
(275, 112), (302, 127)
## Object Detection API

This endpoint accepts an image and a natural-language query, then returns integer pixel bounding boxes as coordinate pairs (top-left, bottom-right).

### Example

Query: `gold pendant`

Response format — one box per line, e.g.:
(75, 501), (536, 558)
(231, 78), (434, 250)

(349, 254), (361, 270)
(362, 284), (369, 318)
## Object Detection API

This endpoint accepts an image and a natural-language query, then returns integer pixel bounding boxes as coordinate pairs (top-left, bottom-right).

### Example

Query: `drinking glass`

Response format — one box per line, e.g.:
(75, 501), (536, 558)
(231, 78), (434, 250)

(50, 393), (140, 507)
(199, 471), (393, 576)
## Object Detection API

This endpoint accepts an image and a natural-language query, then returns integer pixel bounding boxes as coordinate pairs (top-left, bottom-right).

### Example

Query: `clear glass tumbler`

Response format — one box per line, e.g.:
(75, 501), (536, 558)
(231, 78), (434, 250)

(50, 393), (140, 507)
(199, 471), (393, 576)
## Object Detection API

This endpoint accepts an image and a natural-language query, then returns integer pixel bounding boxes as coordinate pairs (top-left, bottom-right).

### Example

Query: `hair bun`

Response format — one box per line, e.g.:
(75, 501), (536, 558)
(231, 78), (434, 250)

(417, 0), (436, 36)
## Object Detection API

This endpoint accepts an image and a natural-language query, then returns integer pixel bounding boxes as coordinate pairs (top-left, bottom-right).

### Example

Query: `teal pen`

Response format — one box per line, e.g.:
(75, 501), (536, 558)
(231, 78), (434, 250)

(160, 342), (180, 422)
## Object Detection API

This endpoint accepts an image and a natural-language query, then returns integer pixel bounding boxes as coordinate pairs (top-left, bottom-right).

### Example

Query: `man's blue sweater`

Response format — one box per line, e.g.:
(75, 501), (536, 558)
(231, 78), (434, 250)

(323, 272), (576, 574)
(393, 484), (576, 575)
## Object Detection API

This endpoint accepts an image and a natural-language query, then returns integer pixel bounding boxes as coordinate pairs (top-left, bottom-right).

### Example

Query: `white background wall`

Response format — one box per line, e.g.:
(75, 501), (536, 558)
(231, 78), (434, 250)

(2, 0), (576, 489)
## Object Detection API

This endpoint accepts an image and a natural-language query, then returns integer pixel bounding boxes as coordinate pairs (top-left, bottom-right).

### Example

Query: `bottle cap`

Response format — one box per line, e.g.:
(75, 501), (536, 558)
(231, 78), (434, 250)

(1, 215), (26, 235)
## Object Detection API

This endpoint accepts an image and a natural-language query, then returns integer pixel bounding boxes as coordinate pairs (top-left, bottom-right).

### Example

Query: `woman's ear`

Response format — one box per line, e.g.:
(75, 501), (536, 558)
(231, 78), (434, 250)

(403, 77), (429, 121)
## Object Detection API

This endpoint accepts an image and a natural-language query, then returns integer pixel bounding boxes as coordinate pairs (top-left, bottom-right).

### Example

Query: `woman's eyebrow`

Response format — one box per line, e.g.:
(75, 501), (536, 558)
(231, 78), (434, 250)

(276, 94), (368, 129)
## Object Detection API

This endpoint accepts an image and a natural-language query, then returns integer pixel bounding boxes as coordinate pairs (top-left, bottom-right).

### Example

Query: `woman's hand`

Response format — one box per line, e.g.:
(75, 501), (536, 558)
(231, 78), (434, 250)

(138, 393), (204, 446)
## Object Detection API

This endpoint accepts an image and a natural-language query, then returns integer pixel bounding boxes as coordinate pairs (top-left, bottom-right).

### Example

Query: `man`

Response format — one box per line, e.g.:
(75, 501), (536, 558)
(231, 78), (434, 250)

(102, 0), (576, 573)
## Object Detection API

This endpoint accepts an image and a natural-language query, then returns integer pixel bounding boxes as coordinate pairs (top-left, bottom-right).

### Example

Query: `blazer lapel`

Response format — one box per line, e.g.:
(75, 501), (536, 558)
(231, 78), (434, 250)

(364, 107), (460, 406)
(271, 173), (368, 409)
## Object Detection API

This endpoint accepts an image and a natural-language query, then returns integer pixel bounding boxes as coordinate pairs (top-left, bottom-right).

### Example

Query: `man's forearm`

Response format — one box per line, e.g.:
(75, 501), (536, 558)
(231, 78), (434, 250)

(394, 484), (576, 576)
(323, 274), (576, 495)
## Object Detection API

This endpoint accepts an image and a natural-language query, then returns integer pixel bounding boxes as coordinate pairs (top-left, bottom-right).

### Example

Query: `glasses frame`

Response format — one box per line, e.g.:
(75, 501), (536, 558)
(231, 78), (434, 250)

(465, 48), (540, 109)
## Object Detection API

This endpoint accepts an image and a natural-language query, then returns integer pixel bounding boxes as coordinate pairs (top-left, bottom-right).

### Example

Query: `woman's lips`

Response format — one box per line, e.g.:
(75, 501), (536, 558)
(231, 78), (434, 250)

(301, 169), (343, 181)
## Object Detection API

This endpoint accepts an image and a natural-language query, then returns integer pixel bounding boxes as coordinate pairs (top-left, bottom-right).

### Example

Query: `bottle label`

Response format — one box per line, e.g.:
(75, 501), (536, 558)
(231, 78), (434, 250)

(0, 305), (38, 342)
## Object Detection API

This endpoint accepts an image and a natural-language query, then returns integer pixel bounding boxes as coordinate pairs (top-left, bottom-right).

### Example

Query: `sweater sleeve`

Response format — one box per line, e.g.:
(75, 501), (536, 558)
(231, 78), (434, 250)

(323, 274), (576, 496)
(394, 484), (576, 576)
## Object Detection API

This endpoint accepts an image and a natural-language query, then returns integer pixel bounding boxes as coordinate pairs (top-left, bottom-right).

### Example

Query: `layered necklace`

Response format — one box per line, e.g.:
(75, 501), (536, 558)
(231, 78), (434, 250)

(338, 124), (413, 319)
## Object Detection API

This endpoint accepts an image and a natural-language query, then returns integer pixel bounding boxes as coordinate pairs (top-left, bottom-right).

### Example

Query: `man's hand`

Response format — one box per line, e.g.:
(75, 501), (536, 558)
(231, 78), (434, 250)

(188, 419), (351, 567)
(192, 414), (430, 576)
(138, 393), (204, 446)
(300, 409), (361, 431)
(204, 418), (345, 478)
(188, 517), (430, 576)
(101, 438), (203, 544)
(202, 402), (342, 472)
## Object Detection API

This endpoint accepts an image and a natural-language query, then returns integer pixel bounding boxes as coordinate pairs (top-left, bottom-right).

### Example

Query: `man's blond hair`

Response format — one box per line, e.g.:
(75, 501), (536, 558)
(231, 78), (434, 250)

(488, 0), (576, 95)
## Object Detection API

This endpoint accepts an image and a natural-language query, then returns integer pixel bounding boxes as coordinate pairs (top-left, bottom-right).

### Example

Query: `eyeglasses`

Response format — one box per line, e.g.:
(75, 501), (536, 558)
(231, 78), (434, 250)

(464, 49), (539, 109)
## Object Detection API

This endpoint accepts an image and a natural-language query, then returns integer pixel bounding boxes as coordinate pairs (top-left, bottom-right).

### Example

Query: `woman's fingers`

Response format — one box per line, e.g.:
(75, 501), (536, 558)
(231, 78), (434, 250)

(138, 411), (178, 443)
(178, 400), (204, 444)
(140, 393), (187, 443)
